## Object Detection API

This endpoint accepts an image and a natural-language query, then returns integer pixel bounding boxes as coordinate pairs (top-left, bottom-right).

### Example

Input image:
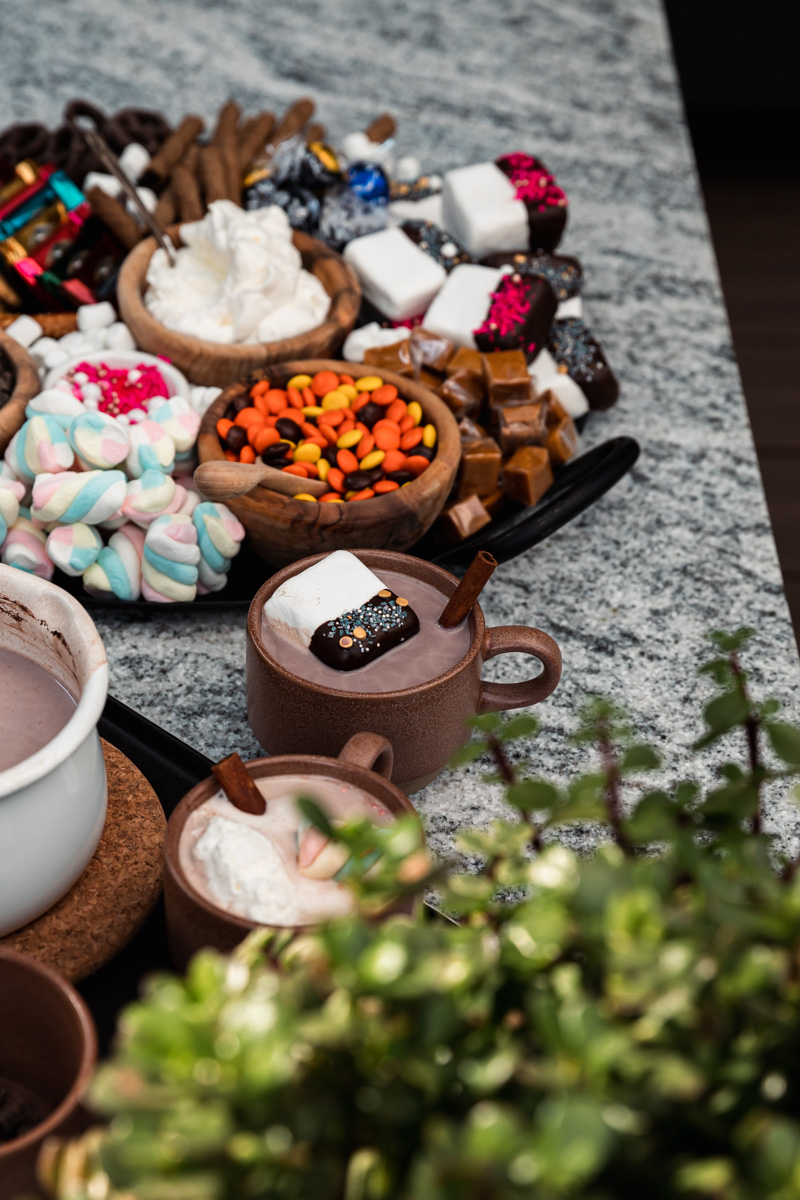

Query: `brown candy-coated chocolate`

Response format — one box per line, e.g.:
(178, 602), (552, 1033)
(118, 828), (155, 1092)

(546, 415), (579, 465)
(363, 339), (414, 377)
(482, 349), (532, 406)
(458, 436), (502, 499)
(503, 445), (553, 506)
(410, 327), (454, 373)
(440, 371), (484, 419)
(438, 494), (492, 542)
(446, 346), (483, 379)
(495, 402), (547, 456)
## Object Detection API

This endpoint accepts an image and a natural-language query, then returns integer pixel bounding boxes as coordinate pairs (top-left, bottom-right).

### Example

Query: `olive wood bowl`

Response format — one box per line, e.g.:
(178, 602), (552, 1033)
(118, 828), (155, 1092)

(117, 225), (361, 388)
(0, 330), (40, 455)
(196, 359), (461, 567)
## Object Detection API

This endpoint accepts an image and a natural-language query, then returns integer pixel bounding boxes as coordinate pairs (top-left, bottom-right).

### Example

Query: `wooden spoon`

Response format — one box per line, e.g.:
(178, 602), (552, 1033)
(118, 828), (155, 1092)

(193, 460), (327, 501)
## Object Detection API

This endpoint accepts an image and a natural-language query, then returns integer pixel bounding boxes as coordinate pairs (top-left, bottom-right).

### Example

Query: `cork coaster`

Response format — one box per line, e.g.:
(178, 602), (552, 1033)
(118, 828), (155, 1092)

(0, 739), (165, 982)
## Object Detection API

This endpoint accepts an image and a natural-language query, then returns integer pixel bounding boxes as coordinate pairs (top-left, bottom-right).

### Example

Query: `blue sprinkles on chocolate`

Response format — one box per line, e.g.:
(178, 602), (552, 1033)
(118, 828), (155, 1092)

(309, 589), (420, 672)
(547, 316), (605, 382)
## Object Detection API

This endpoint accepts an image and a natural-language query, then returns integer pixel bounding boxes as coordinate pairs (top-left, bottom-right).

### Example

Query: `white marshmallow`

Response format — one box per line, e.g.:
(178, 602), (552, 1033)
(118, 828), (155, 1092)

(127, 186), (157, 217)
(556, 296), (583, 320)
(57, 330), (95, 355)
(189, 386), (222, 416)
(422, 263), (504, 349)
(28, 336), (59, 364)
(342, 322), (410, 363)
(394, 155), (422, 182)
(104, 322), (137, 351)
(442, 162), (529, 259)
(83, 171), (121, 198)
(118, 142), (150, 181)
(344, 227), (446, 322)
(42, 345), (69, 369)
(528, 348), (589, 418)
(77, 301), (117, 332)
(388, 193), (444, 226)
(340, 131), (394, 171)
(263, 551), (387, 650)
(4, 314), (43, 348)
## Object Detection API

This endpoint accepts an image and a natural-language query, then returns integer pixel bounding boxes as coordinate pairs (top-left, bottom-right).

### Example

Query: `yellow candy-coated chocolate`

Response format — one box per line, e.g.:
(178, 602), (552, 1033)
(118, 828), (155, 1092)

(355, 375), (384, 392)
(344, 490), (356, 500)
(293, 492), (318, 502)
(337, 429), (363, 449)
(323, 495), (344, 503)
(317, 458), (330, 481)
(301, 405), (325, 418)
(287, 374), (313, 389)
(321, 390), (352, 410)
(359, 449), (385, 471)
(407, 400), (423, 426)
(422, 423), (437, 448)
(278, 438), (296, 450)
(294, 442), (321, 463)
(337, 384), (358, 401)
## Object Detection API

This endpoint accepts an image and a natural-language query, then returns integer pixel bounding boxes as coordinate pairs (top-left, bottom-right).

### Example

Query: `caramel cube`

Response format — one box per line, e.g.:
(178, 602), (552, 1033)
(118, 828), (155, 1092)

(546, 415), (579, 465)
(495, 402), (547, 456)
(481, 486), (505, 517)
(410, 327), (455, 373)
(542, 390), (571, 428)
(482, 349), (532, 406)
(438, 494), (492, 541)
(458, 415), (487, 443)
(503, 445), (553, 506)
(446, 345), (484, 379)
(458, 436), (502, 498)
(363, 339), (413, 376)
(440, 370), (485, 418)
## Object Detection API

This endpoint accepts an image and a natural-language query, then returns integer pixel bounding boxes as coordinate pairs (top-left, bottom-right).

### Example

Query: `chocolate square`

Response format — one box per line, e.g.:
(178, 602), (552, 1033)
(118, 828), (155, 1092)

(309, 589), (420, 672)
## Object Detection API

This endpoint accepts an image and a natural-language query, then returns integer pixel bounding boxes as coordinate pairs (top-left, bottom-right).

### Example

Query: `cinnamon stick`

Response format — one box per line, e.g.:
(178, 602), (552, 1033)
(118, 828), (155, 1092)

(365, 113), (396, 143)
(237, 111), (275, 172)
(438, 551), (498, 629)
(86, 186), (142, 249)
(143, 115), (204, 184)
(212, 752), (266, 815)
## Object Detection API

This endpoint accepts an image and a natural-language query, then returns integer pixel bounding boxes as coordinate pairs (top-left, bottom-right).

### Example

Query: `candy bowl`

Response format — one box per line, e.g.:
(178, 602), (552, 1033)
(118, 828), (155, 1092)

(43, 348), (190, 401)
(0, 330), (41, 455)
(117, 227), (362, 388)
(196, 359), (461, 567)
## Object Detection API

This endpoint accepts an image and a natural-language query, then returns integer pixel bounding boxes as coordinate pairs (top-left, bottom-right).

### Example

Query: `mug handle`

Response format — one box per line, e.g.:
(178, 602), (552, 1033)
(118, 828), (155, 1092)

(479, 626), (562, 714)
(338, 732), (394, 779)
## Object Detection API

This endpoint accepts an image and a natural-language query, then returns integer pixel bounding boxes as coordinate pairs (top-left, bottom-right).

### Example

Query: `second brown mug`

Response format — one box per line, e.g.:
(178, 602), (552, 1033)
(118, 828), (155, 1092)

(247, 550), (562, 792)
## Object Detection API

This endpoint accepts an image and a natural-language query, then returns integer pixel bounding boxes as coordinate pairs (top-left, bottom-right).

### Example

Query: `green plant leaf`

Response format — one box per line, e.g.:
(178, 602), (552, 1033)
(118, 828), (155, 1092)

(498, 714), (539, 742)
(506, 779), (559, 813)
(766, 721), (800, 765)
(621, 743), (661, 772)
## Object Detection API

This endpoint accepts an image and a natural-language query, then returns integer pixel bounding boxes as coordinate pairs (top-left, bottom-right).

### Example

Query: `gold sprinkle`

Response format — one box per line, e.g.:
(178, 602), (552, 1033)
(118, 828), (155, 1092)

(378, 589), (391, 597)
(339, 636), (353, 648)
(353, 627), (366, 639)
(557, 363), (569, 373)
(396, 597), (409, 607)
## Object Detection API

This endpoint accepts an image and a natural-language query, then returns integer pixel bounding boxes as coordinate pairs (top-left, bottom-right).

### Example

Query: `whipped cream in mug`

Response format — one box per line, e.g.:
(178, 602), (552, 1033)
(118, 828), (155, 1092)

(145, 201), (330, 345)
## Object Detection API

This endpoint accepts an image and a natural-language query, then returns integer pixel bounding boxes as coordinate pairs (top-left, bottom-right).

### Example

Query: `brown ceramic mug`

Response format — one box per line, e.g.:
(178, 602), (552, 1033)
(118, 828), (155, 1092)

(247, 550), (562, 792)
(0, 947), (97, 1200)
(164, 732), (418, 972)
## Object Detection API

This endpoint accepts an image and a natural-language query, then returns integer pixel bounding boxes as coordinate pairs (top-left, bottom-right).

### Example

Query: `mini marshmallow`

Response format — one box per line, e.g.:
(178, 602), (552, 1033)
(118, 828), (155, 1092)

(394, 155), (423, 182)
(263, 550), (386, 651)
(528, 349), (589, 418)
(57, 331), (96, 355)
(103, 322), (137, 351)
(41, 345), (69, 369)
(82, 171), (121, 198)
(77, 301), (117, 332)
(189, 385), (223, 417)
(4, 314), (43, 349)
(27, 337), (59, 365)
(25, 388), (85, 429)
(118, 142), (150, 181)
(422, 264), (505, 349)
(343, 322), (410, 363)
(344, 227), (446, 322)
(442, 163), (527, 259)
(340, 131), (394, 170)
(127, 186), (158, 217)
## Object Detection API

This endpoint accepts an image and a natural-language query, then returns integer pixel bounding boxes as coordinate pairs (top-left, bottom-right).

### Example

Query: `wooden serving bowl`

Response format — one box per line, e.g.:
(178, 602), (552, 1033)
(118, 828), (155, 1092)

(197, 359), (461, 567)
(0, 330), (40, 455)
(117, 225), (361, 388)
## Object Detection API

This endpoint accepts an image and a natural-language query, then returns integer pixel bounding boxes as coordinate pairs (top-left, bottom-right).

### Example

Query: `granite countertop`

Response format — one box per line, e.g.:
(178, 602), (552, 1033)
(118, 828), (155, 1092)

(2, 0), (798, 860)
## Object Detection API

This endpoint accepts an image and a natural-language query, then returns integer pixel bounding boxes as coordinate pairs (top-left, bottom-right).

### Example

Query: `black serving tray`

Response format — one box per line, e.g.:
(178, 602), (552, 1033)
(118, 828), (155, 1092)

(56, 435), (639, 613)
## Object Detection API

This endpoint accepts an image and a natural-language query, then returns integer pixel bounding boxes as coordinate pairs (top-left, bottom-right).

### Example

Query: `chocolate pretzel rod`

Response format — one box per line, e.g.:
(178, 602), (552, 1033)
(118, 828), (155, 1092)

(86, 185), (142, 249)
(271, 97), (315, 145)
(171, 162), (203, 222)
(143, 114), (204, 185)
(212, 99), (242, 201)
(304, 121), (326, 144)
(365, 113), (396, 142)
(200, 144), (228, 204)
(152, 185), (176, 230)
(236, 110), (275, 172)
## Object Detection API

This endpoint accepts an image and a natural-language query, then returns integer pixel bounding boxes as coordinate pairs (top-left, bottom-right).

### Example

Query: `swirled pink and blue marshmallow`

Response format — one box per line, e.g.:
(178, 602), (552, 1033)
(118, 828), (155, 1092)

(45, 523), (103, 577)
(125, 419), (176, 479)
(148, 396), (201, 455)
(141, 512), (199, 602)
(31, 469), (127, 525)
(192, 501), (245, 574)
(1, 513), (53, 579)
(83, 524), (145, 601)
(25, 388), (85, 430)
(0, 477), (25, 543)
(120, 469), (187, 528)
(4, 415), (75, 481)
(67, 411), (129, 470)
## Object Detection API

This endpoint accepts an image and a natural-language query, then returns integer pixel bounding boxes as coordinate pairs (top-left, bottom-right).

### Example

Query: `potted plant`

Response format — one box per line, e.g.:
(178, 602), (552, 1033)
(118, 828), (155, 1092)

(41, 630), (800, 1199)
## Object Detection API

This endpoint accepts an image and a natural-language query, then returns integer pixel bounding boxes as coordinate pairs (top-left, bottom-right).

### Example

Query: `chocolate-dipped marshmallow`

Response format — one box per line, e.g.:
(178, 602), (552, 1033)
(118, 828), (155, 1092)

(442, 153), (568, 258)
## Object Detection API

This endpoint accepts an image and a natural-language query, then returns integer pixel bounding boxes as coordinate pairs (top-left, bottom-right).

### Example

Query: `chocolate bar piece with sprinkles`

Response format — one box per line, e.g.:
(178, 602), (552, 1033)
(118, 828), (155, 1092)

(547, 316), (619, 410)
(309, 589), (420, 671)
(481, 250), (583, 303)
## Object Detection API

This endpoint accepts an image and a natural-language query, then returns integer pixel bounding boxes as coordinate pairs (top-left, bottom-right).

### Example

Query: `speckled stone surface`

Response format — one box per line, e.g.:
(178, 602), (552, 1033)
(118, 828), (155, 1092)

(2, 0), (798, 860)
